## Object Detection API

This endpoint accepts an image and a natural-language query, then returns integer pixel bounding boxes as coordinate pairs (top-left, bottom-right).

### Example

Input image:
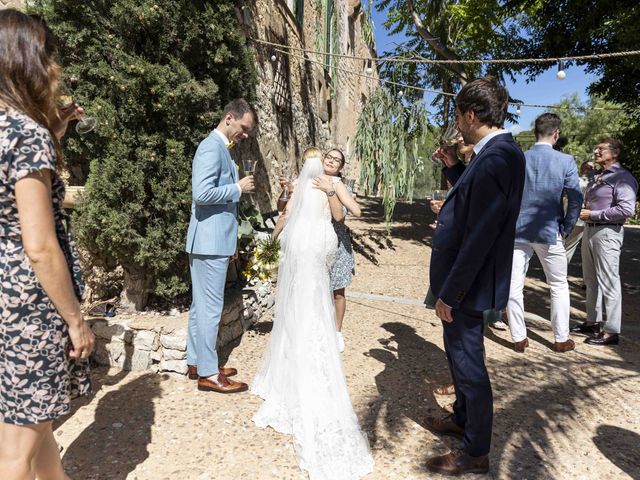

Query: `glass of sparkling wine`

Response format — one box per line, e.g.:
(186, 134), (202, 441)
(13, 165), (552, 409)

(242, 159), (256, 176)
(431, 123), (458, 166)
(55, 81), (97, 134)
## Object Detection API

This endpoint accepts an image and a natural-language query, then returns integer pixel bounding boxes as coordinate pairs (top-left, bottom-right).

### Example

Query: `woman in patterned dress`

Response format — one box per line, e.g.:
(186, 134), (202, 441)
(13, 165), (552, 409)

(0, 10), (94, 480)
(311, 149), (361, 352)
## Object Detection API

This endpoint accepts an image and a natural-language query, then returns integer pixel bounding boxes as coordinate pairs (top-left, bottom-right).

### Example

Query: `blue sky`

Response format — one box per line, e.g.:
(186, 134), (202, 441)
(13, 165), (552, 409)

(370, 6), (596, 133)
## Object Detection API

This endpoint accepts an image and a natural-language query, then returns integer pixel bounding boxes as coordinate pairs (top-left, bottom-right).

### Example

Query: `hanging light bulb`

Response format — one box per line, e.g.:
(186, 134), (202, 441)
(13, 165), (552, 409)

(556, 60), (566, 80)
(270, 53), (277, 62)
(516, 105), (522, 115)
(398, 90), (404, 98)
(365, 59), (373, 75)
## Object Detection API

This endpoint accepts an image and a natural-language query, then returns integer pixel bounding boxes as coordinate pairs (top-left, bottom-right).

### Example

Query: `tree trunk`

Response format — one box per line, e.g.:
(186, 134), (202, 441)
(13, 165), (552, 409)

(120, 268), (152, 312)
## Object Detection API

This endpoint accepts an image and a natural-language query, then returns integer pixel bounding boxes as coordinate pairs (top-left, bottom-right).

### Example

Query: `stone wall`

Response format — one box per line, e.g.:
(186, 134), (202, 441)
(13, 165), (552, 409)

(89, 281), (274, 373)
(235, 0), (378, 212)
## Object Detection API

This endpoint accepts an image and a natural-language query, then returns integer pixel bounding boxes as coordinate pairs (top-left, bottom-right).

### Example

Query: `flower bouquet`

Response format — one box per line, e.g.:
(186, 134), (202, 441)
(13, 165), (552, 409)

(242, 236), (281, 283)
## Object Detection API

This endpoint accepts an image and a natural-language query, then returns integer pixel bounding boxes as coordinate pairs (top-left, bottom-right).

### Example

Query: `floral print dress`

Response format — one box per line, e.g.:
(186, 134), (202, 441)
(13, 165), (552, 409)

(0, 107), (90, 425)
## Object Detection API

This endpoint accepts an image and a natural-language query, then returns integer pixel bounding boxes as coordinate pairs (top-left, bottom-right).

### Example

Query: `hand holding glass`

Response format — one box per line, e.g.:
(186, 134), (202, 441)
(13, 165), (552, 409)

(56, 81), (96, 134)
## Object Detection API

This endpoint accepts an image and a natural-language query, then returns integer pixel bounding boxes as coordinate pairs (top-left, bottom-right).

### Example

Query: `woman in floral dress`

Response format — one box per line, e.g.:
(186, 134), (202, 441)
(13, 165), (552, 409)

(0, 10), (94, 479)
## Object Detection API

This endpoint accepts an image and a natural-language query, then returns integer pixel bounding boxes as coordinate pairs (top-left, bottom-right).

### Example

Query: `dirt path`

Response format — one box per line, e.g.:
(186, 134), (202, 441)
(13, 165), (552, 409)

(56, 198), (640, 479)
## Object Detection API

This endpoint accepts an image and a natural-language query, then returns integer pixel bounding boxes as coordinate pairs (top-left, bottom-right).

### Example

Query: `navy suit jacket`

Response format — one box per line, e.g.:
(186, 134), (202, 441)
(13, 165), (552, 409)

(429, 133), (525, 312)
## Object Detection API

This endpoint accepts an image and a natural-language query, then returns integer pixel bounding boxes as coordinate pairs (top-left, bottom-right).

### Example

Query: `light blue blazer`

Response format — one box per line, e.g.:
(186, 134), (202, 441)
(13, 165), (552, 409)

(185, 131), (241, 256)
(515, 144), (583, 244)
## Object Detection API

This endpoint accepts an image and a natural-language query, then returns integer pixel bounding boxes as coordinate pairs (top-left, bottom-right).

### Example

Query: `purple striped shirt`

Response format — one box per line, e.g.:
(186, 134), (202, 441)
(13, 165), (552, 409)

(584, 162), (638, 223)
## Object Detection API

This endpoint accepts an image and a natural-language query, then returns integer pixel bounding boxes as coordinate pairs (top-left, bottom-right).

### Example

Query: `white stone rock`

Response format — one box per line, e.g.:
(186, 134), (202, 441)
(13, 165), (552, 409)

(163, 348), (186, 361)
(129, 349), (152, 371)
(160, 329), (187, 351)
(159, 359), (187, 375)
(133, 330), (158, 350)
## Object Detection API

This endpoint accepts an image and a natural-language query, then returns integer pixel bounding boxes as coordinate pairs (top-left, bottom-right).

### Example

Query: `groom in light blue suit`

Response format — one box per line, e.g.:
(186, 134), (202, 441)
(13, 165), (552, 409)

(185, 99), (256, 394)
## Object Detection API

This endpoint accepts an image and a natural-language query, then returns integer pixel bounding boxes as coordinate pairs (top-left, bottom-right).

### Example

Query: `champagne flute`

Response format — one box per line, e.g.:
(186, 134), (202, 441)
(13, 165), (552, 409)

(241, 159), (256, 201)
(431, 123), (458, 166)
(56, 81), (97, 134)
(432, 189), (448, 201)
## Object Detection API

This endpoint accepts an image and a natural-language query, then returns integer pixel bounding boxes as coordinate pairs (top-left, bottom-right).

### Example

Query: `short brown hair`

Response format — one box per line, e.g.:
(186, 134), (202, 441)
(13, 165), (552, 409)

(455, 76), (509, 128)
(534, 113), (561, 138)
(223, 98), (258, 125)
(598, 137), (624, 160)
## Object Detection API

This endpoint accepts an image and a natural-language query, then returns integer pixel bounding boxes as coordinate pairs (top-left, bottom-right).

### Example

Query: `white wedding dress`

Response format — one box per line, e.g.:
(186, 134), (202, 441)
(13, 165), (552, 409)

(252, 156), (374, 480)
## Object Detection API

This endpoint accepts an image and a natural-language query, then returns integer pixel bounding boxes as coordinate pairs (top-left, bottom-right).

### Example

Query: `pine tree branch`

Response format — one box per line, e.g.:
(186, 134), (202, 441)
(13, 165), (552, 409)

(406, 0), (468, 84)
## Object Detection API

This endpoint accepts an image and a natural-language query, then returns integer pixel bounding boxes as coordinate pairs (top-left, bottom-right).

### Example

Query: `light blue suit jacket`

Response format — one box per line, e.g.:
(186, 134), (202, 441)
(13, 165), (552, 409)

(515, 144), (582, 244)
(185, 131), (241, 256)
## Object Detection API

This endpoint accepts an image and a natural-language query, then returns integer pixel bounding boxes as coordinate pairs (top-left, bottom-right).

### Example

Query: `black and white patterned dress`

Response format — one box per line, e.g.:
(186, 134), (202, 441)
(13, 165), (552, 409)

(0, 107), (90, 425)
(329, 177), (355, 291)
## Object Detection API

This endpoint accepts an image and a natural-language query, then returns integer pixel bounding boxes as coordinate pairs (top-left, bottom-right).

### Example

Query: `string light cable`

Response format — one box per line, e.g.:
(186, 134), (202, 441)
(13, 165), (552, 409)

(266, 45), (631, 112)
(250, 37), (640, 66)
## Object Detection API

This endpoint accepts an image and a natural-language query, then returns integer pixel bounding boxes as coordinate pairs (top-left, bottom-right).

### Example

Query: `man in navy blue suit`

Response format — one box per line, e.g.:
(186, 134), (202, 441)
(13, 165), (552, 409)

(425, 77), (525, 475)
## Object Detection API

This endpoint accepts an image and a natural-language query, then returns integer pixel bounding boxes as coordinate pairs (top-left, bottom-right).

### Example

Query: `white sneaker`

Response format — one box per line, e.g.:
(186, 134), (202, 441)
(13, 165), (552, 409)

(490, 320), (508, 331)
(336, 332), (345, 353)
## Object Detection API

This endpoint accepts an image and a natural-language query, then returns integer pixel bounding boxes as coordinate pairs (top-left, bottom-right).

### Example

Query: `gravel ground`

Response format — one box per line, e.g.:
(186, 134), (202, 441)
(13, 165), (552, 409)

(55, 198), (640, 479)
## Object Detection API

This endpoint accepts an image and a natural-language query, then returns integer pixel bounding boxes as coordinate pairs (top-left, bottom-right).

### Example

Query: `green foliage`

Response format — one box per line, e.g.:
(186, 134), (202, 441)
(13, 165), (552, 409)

(29, 0), (256, 301)
(497, 0), (640, 177)
(355, 87), (431, 224)
(361, 0), (376, 50)
(514, 93), (632, 166)
(373, 0), (525, 122)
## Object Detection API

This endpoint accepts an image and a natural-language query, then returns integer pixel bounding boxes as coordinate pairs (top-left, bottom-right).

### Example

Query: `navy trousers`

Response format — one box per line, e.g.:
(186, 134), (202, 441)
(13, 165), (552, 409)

(442, 309), (493, 457)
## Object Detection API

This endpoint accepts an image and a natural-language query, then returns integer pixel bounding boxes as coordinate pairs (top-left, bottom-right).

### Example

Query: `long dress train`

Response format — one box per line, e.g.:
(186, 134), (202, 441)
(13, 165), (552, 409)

(251, 156), (373, 480)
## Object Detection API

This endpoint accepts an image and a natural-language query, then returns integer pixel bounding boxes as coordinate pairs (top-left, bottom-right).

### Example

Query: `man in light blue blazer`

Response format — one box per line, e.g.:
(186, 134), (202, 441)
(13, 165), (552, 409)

(506, 113), (582, 353)
(185, 99), (256, 394)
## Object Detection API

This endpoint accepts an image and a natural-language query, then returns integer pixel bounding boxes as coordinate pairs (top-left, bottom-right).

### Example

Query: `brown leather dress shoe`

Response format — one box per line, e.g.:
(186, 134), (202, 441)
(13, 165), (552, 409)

(219, 366), (238, 377)
(197, 373), (248, 394)
(424, 414), (465, 439)
(553, 339), (575, 352)
(187, 365), (238, 380)
(426, 448), (489, 476)
(514, 338), (529, 352)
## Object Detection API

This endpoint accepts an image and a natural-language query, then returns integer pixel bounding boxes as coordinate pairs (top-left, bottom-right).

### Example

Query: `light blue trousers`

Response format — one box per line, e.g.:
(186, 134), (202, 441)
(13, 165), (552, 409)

(186, 254), (229, 377)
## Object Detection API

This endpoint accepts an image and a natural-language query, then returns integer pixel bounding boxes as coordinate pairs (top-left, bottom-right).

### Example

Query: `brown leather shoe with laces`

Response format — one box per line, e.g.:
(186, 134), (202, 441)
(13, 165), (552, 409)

(197, 373), (248, 394)
(187, 365), (238, 380)
(552, 339), (575, 352)
(424, 414), (465, 439)
(426, 448), (489, 476)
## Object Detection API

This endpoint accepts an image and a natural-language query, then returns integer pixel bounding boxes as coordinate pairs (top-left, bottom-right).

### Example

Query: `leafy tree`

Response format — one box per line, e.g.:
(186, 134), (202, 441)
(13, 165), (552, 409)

(508, 0), (640, 177)
(515, 93), (631, 165)
(354, 87), (431, 223)
(29, 0), (256, 309)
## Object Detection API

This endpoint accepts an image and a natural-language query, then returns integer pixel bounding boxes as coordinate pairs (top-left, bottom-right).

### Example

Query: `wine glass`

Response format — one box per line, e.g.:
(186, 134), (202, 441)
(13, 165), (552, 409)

(56, 81), (97, 134)
(432, 189), (448, 201)
(242, 159), (256, 176)
(431, 123), (458, 166)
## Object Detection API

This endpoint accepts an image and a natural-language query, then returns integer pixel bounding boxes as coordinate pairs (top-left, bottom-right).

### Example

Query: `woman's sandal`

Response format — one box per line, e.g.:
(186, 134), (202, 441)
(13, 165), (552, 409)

(433, 383), (455, 396)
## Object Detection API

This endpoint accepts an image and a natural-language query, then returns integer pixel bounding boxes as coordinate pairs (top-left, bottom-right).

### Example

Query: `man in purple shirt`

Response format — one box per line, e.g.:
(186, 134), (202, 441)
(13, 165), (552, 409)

(572, 138), (638, 346)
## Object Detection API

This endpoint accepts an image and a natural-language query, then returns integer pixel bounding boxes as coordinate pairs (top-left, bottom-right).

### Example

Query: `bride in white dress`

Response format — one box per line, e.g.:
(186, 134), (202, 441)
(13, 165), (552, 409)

(252, 148), (374, 480)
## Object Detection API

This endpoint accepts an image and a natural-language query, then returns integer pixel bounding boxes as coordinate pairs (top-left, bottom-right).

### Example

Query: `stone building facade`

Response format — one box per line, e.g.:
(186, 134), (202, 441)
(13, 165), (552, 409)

(236, 0), (378, 210)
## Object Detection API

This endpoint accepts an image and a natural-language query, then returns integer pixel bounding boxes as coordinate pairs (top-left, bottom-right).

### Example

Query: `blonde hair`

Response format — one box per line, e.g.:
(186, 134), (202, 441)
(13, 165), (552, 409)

(302, 147), (323, 162)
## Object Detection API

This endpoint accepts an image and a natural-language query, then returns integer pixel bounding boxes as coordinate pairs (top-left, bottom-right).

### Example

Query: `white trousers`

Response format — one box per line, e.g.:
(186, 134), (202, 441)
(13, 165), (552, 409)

(507, 236), (571, 342)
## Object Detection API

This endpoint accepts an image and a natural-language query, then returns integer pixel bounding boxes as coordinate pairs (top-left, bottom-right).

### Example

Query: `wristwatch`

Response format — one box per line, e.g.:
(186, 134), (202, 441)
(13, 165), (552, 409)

(326, 189), (336, 197)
